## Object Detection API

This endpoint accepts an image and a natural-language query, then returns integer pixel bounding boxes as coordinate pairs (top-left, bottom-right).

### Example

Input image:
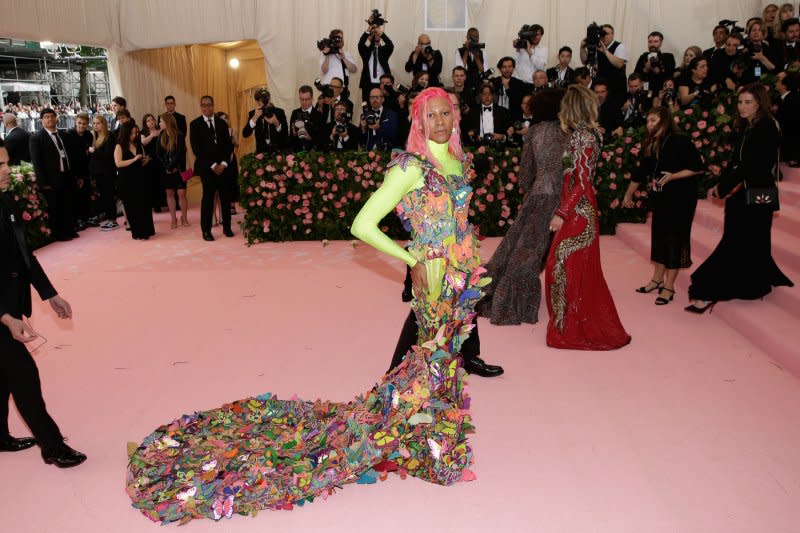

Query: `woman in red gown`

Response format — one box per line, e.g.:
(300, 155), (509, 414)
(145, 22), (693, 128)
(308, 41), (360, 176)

(544, 85), (631, 350)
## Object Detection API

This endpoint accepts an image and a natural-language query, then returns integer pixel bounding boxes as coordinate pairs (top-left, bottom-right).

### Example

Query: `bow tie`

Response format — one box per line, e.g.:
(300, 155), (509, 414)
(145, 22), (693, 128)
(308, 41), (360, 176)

(483, 106), (492, 112)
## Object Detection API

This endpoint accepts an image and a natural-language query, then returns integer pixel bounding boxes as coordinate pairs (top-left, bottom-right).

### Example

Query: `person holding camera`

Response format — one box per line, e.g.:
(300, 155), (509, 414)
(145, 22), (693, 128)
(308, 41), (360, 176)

(358, 10), (394, 102)
(493, 57), (526, 120)
(677, 56), (717, 109)
(744, 20), (778, 80)
(361, 88), (398, 150)
(327, 101), (360, 151)
(315, 78), (354, 125)
(651, 77), (680, 114)
(634, 31), (676, 93)
(581, 23), (628, 103)
(289, 86), (324, 152)
(405, 34), (443, 87)
(319, 29), (358, 88)
(546, 46), (576, 87)
(455, 27), (489, 92)
(379, 74), (406, 113)
(464, 83), (513, 146)
(620, 73), (650, 129)
(513, 24), (547, 86)
(242, 88), (287, 154)
(710, 33), (744, 86)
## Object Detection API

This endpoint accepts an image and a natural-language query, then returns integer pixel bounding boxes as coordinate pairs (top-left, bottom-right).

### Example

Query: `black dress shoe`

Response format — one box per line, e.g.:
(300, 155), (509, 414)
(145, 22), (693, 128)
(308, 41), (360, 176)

(223, 228), (234, 238)
(203, 232), (215, 242)
(463, 356), (504, 377)
(42, 443), (87, 468)
(0, 435), (37, 452)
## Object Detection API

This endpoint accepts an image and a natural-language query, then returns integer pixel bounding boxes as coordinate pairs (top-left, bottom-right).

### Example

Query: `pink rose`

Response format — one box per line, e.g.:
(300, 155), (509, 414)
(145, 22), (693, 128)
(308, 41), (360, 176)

(286, 155), (295, 165)
(256, 168), (264, 176)
(609, 182), (617, 190)
(685, 108), (694, 115)
(256, 153), (264, 160)
(697, 120), (707, 130)
(22, 212), (31, 221)
(263, 220), (271, 232)
(486, 194), (494, 202)
(624, 137), (632, 144)
(610, 198), (620, 208)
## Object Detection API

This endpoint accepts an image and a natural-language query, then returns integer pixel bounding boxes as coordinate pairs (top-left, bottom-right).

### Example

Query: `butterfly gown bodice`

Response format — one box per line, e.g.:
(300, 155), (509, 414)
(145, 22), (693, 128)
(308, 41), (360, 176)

(126, 140), (487, 524)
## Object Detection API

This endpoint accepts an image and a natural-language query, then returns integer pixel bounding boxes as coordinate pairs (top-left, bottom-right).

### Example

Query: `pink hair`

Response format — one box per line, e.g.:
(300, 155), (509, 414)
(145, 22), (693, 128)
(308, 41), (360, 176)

(405, 87), (464, 168)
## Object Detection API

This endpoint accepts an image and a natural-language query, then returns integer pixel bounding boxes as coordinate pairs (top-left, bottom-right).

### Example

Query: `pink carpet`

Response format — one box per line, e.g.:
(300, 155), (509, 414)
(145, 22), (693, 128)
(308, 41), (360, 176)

(4, 202), (800, 533)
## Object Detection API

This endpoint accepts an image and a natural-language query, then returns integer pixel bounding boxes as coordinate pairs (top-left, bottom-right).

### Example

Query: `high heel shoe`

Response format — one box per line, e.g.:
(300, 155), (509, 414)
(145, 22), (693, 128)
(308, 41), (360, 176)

(684, 301), (716, 314)
(655, 287), (675, 305)
(636, 280), (663, 293)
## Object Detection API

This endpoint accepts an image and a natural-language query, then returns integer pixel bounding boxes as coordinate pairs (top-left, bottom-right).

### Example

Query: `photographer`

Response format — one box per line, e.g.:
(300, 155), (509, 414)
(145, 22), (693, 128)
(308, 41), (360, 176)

(242, 88), (287, 153)
(464, 83), (513, 146)
(319, 29), (358, 88)
(493, 57), (527, 120)
(710, 33), (744, 86)
(634, 31), (676, 92)
(581, 23), (628, 103)
(744, 20), (778, 80)
(652, 77), (680, 113)
(289, 85), (324, 152)
(546, 46), (576, 87)
(405, 34), (443, 86)
(512, 24), (547, 86)
(327, 101), (360, 151)
(314, 78), (353, 125)
(358, 10), (394, 102)
(594, 80), (623, 144)
(455, 27), (489, 92)
(379, 74), (407, 113)
(677, 56), (717, 109)
(620, 72), (650, 129)
(360, 88), (398, 150)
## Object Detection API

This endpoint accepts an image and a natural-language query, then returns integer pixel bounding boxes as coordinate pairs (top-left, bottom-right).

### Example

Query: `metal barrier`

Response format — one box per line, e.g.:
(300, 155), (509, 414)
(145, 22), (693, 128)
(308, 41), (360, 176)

(0, 112), (115, 138)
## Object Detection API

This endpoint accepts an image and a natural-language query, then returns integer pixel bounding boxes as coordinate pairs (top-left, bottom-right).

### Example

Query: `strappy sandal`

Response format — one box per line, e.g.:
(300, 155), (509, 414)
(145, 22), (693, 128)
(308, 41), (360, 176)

(655, 287), (675, 305)
(636, 280), (663, 293)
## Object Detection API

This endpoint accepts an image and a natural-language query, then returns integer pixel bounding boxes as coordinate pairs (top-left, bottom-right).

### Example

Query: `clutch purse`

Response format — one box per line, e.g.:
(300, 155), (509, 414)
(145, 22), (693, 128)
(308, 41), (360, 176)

(180, 168), (194, 182)
(745, 184), (780, 211)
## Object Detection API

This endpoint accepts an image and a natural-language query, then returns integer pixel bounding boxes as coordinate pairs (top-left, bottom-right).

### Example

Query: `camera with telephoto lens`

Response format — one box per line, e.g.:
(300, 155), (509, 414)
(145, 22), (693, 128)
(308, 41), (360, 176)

(423, 45), (434, 56)
(335, 112), (352, 134)
(361, 103), (380, 126)
(480, 68), (495, 81)
(384, 83), (410, 97)
(513, 24), (539, 50)
(467, 34), (486, 51)
(367, 9), (387, 27)
(317, 33), (343, 54)
(314, 79), (334, 99)
(294, 112), (311, 139)
(648, 52), (663, 70)
(719, 19), (746, 39)
(585, 22), (607, 64)
(661, 88), (675, 105)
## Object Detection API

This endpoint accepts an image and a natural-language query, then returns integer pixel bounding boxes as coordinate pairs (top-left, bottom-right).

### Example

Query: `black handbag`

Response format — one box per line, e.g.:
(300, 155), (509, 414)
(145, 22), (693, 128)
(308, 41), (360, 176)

(743, 147), (780, 211)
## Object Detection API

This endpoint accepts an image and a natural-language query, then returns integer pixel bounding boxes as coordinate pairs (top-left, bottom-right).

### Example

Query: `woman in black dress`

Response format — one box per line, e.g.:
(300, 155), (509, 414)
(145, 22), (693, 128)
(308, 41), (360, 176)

(89, 115), (119, 231)
(156, 113), (187, 228)
(114, 122), (155, 240)
(623, 106), (705, 305)
(140, 113), (165, 212)
(686, 83), (794, 312)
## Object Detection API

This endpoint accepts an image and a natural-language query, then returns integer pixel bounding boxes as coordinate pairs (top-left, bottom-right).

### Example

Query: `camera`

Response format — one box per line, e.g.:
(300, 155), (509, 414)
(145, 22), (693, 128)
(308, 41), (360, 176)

(719, 19), (745, 38)
(361, 103), (380, 126)
(482, 133), (494, 143)
(385, 83), (410, 97)
(262, 107), (275, 119)
(314, 79), (334, 99)
(334, 112), (352, 134)
(513, 120), (525, 131)
(480, 68), (495, 81)
(367, 9), (387, 27)
(317, 33), (343, 54)
(661, 88), (674, 104)
(585, 22), (607, 64)
(294, 113), (311, 139)
(513, 24), (540, 50)
(423, 45), (434, 56)
(467, 34), (486, 51)
(648, 52), (663, 70)
(749, 41), (763, 54)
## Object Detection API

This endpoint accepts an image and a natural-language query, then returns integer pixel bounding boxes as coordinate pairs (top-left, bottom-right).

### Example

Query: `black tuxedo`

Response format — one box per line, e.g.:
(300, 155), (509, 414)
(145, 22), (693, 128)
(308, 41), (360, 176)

(189, 114), (234, 235)
(492, 77), (527, 120)
(546, 66), (576, 87)
(464, 104), (512, 145)
(0, 192), (64, 450)
(4, 128), (31, 165)
(780, 41), (800, 70)
(358, 32), (394, 99)
(404, 49), (444, 86)
(29, 128), (75, 239)
(289, 108), (324, 151)
(778, 91), (800, 162)
(242, 106), (288, 153)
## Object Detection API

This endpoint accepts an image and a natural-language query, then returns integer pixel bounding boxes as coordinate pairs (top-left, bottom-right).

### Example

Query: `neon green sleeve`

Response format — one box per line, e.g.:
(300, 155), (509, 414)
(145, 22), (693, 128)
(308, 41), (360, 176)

(351, 164), (423, 268)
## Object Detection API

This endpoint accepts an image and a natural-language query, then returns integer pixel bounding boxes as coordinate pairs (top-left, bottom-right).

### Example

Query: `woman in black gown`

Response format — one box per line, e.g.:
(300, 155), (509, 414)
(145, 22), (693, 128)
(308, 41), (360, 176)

(114, 122), (155, 240)
(686, 83), (793, 312)
(622, 106), (705, 305)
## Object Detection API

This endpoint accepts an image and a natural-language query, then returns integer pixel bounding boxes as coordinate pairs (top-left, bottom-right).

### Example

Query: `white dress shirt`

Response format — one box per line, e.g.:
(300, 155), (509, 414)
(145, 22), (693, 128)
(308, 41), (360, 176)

(513, 46), (548, 83)
(479, 105), (494, 136)
(319, 52), (357, 84)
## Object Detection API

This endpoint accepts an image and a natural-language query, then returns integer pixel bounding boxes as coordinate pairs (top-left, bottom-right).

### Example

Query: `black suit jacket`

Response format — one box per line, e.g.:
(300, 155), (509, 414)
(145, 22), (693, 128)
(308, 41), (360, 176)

(0, 193), (57, 320)
(171, 112), (187, 137)
(634, 51), (676, 91)
(464, 105), (512, 144)
(404, 49), (444, 86)
(546, 66), (576, 87)
(289, 108), (325, 151)
(358, 32), (394, 89)
(29, 129), (71, 189)
(778, 91), (800, 161)
(5, 128), (31, 165)
(65, 129), (92, 178)
(327, 123), (361, 150)
(242, 106), (288, 153)
(189, 115), (234, 178)
(492, 77), (527, 121)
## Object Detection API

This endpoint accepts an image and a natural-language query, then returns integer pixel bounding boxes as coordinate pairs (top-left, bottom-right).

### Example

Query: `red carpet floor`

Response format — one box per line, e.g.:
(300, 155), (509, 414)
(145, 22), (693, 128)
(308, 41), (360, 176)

(3, 207), (800, 533)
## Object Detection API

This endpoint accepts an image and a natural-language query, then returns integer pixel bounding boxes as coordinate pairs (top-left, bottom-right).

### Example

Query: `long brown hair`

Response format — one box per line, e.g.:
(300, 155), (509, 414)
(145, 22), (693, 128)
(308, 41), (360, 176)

(643, 107), (680, 158)
(558, 85), (600, 133)
(734, 83), (773, 132)
(93, 114), (109, 149)
(159, 113), (178, 153)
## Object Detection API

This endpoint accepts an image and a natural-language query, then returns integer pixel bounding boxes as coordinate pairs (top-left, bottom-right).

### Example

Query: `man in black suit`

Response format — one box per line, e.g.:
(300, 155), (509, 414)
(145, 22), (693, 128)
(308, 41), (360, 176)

(546, 46), (576, 88)
(405, 34), (443, 86)
(360, 88), (399, 150)
(358, 16), (394, 102)
(289, 86), (325, 152)
(0, 139), (86, 467)
(2, 114), (30, 165)
(109, 96), (127, 133)
(779, 18), (800, 71)
(492, 57), (527, 121)
(29, 108), (77, 241)
(189, 96), (235, 241)
(326, 102), (360, 150)
(464, 83), (513, 146)
(164, 95), (186, 138)
(703, 25), (729, 62)
(776, 71), (800, 166)
(634, 31), (676, 93)
(242, 88), (287, 154)
(64, 113), (93, 230)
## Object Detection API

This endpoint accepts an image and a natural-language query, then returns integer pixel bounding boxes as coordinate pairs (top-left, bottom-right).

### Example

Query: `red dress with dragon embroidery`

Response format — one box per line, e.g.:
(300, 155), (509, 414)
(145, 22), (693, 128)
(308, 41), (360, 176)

(544, 125), (631, 350)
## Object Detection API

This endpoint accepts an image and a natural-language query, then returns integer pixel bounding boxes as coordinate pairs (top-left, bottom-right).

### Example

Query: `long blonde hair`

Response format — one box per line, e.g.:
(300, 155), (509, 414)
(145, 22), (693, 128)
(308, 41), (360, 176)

(558, 85), (600, 133)
(159, 112), (178, 153)
(93, 114), (109, 149)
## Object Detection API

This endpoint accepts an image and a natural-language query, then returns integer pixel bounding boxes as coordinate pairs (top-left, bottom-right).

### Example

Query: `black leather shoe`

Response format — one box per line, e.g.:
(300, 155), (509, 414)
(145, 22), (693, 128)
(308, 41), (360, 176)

(463, 356), (504, 377)
(0, 436), (37, 452)
(203, 232), (215, 242)
(42, 443), (87, 468)
(223, 228), (234, 238)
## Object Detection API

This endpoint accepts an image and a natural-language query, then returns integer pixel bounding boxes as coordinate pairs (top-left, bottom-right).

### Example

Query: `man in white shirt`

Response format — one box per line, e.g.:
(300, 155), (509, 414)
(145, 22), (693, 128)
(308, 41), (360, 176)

(513, 24), (547, 85)
(319, 29), (358, 89)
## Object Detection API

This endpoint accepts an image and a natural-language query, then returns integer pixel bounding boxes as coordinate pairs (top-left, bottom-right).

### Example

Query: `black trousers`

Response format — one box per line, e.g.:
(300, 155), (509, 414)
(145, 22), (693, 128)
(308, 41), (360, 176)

(389, 310), (481, 371)
(43, 173), (76, 238)
(73, 174), (92, 222)
(94, 172), (117, 221)
(0, 326), (63, 450)
(200, 171), (232, 234)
